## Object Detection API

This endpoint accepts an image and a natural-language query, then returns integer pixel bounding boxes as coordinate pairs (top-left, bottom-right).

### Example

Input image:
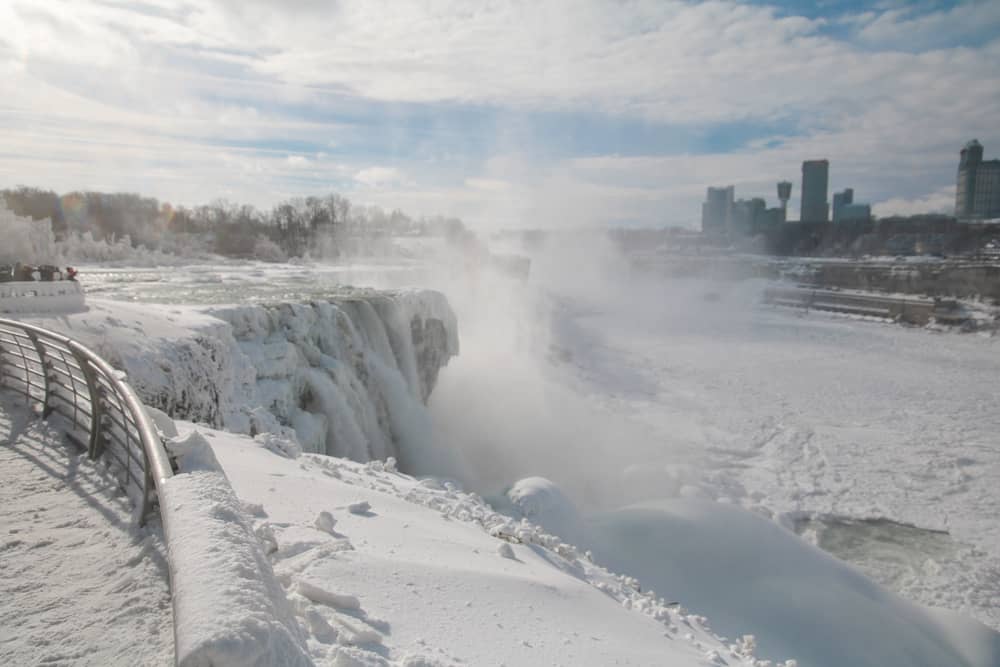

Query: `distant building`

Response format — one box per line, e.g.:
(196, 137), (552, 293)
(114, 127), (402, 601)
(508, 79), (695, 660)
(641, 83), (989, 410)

(833, 187), (871, 223)
(832, 188), (853, 222)
(701, 186), (734, 234)
(838, 203), (871, 223)
(801, 160), (829, 223)
(777, 181), (792, 221)
(731, 197), (767, 235)
(762, 207), (786, 227)
(956, 139), (1000, 220)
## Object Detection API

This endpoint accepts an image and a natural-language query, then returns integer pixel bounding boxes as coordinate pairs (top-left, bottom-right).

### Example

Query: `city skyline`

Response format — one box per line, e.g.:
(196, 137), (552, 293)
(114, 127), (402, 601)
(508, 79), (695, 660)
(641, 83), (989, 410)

(2, 1), (999, 229)
(700, 134), (1000, 234)
(701, 154), (878, 234)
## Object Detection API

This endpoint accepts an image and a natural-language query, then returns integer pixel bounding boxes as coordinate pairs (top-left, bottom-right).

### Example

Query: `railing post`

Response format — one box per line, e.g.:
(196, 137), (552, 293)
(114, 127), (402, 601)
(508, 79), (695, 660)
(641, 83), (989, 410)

(0, 333), (6, 391)
(25, 331), (53, 418)
(74, 349), (105, 459)
(140, 464), (154, 527)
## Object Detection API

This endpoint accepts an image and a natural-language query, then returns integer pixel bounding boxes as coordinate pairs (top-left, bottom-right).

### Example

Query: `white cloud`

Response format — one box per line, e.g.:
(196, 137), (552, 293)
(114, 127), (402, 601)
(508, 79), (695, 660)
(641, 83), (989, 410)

(873, 186), (956, 218)
(0, 0), (998, 226)
(464, 178), (511, 192)
(854, 1), (1000, 50)
(354, 167), (403, 187)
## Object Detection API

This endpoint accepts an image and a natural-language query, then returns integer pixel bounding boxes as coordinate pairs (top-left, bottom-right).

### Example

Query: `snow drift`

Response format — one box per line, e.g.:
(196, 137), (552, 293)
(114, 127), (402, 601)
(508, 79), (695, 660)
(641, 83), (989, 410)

(163, 431), (312, 667)
(505, 477), (1000, 667)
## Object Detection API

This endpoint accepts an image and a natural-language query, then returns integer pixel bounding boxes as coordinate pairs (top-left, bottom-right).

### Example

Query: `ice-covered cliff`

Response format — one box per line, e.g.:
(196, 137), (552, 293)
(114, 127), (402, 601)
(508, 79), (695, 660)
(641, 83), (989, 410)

(21, 290), (458, 469)
(209, 289), (457, 466)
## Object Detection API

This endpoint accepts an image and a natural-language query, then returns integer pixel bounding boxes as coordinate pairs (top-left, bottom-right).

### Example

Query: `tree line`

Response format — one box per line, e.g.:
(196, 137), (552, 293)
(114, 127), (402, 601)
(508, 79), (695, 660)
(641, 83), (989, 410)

(1, 186), (468, 260)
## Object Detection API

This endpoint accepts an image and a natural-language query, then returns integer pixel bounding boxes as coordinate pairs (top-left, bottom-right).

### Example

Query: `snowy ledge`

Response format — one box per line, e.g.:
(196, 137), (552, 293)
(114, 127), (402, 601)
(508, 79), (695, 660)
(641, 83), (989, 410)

(162, 431), (313, 667)
(0, 280), (85, 314)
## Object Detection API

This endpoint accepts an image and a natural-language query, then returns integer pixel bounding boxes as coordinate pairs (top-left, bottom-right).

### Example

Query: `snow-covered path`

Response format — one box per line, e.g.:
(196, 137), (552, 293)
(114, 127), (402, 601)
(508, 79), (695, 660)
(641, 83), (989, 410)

(0, 393), (173, 666)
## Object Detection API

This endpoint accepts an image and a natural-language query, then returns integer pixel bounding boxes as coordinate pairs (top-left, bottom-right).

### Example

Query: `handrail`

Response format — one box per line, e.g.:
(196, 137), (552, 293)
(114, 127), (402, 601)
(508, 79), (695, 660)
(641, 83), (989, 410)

(0, 317), (174, 525)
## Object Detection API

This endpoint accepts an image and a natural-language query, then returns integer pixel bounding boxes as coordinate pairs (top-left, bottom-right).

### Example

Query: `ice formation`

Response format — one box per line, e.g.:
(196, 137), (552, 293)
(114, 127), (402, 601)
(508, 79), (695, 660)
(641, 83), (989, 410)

(206, 289), (457, 467)
(19, 290), (458, 470)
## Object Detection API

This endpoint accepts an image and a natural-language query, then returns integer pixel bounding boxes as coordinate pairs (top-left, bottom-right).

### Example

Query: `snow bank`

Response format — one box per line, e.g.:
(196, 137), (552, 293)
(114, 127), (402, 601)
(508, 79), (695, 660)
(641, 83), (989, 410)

(162, 431), (312, 667)
(0, 280), (85, 314)
(504, 476), (587, 546)
(581, 498), (1000, 667)
(502, 476), (1000, 666)
(196, 424), (773, 667)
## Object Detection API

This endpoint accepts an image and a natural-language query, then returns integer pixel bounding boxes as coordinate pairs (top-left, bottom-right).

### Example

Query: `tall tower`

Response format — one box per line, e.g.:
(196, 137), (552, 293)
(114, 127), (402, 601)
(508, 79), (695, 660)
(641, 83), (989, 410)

(956, 139), (983, 218)
(801, 160), (829, 223)
(701, 186), (734, 234)
(777, 181), (792, 222)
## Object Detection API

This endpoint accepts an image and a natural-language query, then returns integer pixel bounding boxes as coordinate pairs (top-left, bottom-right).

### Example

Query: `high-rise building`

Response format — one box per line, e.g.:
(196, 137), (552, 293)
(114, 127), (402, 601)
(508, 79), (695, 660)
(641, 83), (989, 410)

(839, 203), (871, 223)
(832, 187), (871, 223)
(832, 188), (853, 222)
(956, 139), (1000, 220)
(777, 181), (792, 222)
(701, 186), (734, 234)
(731, 197), (767, 235)
(801, 160), (829, 223)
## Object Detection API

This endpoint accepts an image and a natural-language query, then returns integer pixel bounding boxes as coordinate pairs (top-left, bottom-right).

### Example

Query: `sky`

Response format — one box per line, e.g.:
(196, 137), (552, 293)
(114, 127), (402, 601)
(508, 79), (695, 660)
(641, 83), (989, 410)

(1, 0), (999, 229)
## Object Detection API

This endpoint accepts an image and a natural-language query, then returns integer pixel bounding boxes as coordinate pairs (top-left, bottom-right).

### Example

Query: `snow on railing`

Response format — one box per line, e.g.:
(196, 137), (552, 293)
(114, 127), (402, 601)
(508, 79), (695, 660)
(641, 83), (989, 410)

(0, 317), (173, 525)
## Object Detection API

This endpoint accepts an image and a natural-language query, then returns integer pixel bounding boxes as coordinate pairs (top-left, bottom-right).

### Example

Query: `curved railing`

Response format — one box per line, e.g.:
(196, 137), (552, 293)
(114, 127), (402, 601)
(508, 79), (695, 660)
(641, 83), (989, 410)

(0, 317), (174, 525)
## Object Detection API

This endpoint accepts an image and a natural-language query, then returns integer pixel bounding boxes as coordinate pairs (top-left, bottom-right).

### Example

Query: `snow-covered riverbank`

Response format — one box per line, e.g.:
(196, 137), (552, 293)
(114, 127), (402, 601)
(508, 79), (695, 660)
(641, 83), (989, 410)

(5, 253), (1000, 666)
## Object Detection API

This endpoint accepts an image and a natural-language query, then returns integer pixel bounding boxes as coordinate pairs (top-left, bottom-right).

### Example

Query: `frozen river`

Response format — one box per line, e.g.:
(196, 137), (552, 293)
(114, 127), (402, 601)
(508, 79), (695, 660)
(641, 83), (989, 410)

(78, 260), (442, 305)
(535, 278), (1000, 630)
(74, 259), (1000, 631)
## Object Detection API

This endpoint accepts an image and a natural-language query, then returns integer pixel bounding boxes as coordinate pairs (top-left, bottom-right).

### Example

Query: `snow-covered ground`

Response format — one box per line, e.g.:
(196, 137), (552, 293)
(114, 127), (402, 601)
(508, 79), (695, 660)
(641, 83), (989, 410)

(0, 394), (173, 666)
(187, 423), (769, 667)
(4, 243), (1000, 666)
(0, 394), (770, 666)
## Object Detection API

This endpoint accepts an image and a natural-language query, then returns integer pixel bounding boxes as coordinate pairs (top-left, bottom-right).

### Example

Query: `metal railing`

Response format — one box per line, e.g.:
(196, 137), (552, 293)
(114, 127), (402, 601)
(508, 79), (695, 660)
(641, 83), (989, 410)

(0, 317), (174, 525)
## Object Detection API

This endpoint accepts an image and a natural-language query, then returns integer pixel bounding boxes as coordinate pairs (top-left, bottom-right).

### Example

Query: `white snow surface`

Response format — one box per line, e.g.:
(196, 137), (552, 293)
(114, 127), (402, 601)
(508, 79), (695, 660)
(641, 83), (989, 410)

(538, 279), (1000, 631)
(0, 280), (86, 315)
(6, 251), (1000, 667)
(185, 422), (770, 667)
(163, 430), (312, 667)
(0, 394), (174, 666)
(506, 479), (1000, 667)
